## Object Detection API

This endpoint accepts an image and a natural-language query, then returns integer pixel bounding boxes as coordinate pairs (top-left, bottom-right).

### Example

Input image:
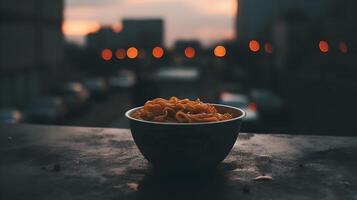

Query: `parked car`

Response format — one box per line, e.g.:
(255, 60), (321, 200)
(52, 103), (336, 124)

(51, 82), (90, 112)
(155, 66), (201, 99)
(82, 78), (109, 99)
(109, 70), (136, 89)
(0, 109), (24, 124)
(250, 89), (285, 117)
(155, 66), (199, 82)
(218, 83), (243, 93)
(219, 92), (260, 130)
(25, 96), (67, 123)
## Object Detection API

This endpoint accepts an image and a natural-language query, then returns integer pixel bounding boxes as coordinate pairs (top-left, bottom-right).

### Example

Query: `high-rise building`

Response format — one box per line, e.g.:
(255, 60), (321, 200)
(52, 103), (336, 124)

(236, 0), (333, 40)
(0, 0), (64, 108)
(255, 0), (357, 134)
(121, 19), (164, 48)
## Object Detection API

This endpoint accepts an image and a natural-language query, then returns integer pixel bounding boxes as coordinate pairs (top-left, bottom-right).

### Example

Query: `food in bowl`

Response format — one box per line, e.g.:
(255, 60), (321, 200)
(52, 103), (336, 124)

(132, 96), (233, 123)
(125, 97), (245, 172)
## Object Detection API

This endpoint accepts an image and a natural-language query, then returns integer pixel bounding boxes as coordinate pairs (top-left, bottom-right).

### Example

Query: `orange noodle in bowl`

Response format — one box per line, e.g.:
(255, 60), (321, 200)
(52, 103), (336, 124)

(132, 97), (233, 123)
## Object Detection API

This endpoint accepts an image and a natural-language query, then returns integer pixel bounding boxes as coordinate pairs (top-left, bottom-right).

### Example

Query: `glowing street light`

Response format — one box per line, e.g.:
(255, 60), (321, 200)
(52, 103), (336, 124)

(152, 47), (164, 58)
(115, 48), (126, 59)
(184, 47), (195, 58)
(127, 47), (138, 59)
(214, 45), (226, 57)
(249, 40), (260, 52)
(101, 49), (112, 61)
(319, 40), (329, 53)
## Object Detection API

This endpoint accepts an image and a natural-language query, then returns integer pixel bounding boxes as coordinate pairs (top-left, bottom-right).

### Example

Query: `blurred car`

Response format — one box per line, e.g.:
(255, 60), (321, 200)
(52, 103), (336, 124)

(109, 70), (136, 89)
(0, 109), (24, 124)
(218, 82), (244, 95)
(25, 96), (67, 123)
(82, 78), (109, 99)
(250, 89), (285, 117)
(51, 82), (90, 112)
(155, 66), (201, 99)
(219, 92), (260, 129)
(155, 66), (199, 81)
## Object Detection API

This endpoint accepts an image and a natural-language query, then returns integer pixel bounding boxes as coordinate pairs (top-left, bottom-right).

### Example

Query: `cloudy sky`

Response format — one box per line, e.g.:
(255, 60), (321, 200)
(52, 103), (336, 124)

(63, 0), (237, 47)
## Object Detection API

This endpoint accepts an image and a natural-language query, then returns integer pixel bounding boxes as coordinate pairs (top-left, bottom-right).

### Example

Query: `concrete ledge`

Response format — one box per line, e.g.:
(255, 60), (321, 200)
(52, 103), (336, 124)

(1, 124), (356, 199)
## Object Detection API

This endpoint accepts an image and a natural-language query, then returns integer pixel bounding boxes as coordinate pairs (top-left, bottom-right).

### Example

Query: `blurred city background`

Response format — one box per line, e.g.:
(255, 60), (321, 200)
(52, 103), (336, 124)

(0, 0), (356, 135)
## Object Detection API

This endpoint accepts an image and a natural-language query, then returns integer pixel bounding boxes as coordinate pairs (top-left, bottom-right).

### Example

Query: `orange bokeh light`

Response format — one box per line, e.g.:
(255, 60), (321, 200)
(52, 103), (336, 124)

(101, 49), (112, 61)
(319, 40), (329, 53)
(214, 45), (226, 57)
(152, 47), (164, 58)
(127, 47), (138, 59)
(115, 48), (126, 59)
(184, 47), (195, 58)
(338, 42), (348, 54)
(249, 40), (260, 52)
(264, 43), (273, 54)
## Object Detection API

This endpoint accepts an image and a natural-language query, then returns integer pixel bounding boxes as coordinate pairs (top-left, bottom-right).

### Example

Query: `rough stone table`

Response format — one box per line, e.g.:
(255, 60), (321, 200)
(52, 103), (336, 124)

(0, 124), (356, 200)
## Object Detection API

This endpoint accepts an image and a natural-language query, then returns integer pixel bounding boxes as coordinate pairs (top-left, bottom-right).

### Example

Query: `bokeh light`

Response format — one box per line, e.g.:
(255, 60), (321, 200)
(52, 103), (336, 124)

(338, 42), (348, 54)
(127, 47), (138, 59)
(184, 47), (195, 58)
(101, 49), (112, 61)
(264, 42), (273, 54)
(214, 45), (226, 57)
(249, 40), (260, 52)
(115, 48), (126, 59)
(152, 47), (164, 58)
(319, 40), (329, 53)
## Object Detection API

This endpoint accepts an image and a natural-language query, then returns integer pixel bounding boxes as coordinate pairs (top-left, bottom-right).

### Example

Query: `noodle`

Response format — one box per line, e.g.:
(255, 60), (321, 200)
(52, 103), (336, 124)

(132, 97), (233, 123)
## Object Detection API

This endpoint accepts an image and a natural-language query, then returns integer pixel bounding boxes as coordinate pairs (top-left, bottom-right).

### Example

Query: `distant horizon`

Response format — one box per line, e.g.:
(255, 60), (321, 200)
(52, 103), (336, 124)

(63, 0), (237, 47)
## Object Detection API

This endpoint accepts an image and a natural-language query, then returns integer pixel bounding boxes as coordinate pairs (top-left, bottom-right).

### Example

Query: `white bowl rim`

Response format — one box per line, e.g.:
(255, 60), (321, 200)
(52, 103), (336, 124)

(125, 103), (246, 125)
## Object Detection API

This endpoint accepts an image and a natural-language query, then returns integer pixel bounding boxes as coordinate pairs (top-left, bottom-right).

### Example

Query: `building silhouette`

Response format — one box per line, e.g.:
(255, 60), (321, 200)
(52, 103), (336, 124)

(0, 0), (64, 108)
(236, 0), (333, 40)
(254, 0), (357, 134)
(87, 18), (164, 50)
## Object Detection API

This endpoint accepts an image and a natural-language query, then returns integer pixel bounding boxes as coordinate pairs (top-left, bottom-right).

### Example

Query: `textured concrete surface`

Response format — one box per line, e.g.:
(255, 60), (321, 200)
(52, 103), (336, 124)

(0, 124), (356, 200)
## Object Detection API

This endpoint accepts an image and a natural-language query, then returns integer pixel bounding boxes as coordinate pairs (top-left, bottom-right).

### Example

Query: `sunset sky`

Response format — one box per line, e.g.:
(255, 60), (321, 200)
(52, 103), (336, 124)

(63, 0), (237, 47)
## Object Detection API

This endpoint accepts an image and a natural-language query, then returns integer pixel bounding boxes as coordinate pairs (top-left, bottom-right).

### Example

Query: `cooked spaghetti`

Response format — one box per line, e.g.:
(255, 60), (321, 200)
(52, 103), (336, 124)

(132, 97), (233, 123)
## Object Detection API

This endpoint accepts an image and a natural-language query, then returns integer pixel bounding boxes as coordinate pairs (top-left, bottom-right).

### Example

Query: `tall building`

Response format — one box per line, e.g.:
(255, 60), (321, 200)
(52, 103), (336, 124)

(86, 18), (164, 50)
(121, 19), (164, 48)
(236, 0), (333, 40)
(261, 0), (357, 134)
(0, 0), (64, 108)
